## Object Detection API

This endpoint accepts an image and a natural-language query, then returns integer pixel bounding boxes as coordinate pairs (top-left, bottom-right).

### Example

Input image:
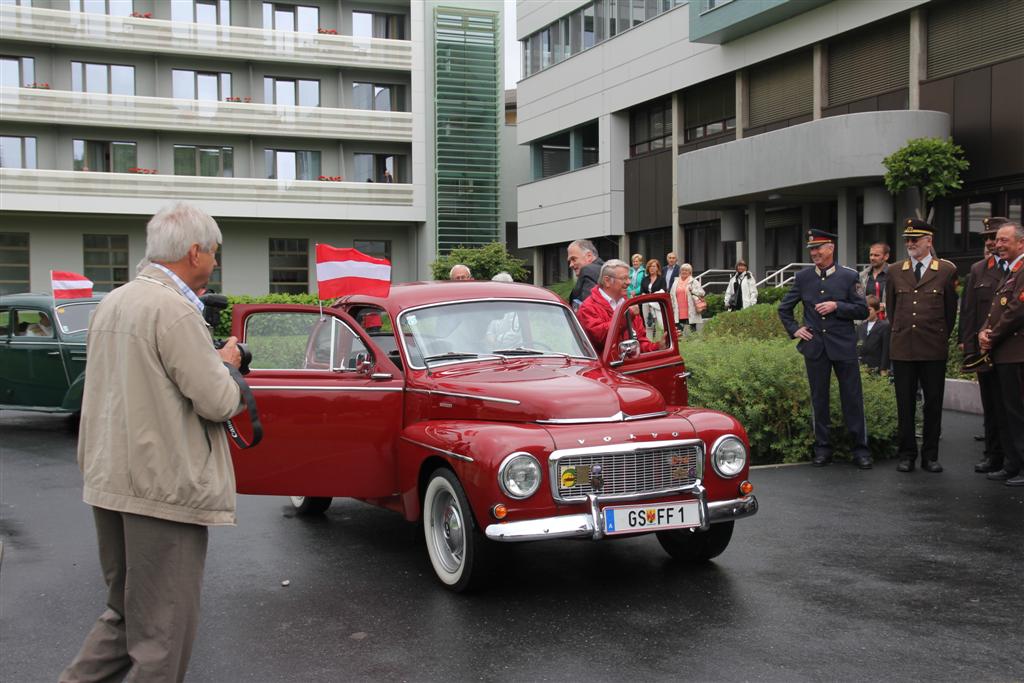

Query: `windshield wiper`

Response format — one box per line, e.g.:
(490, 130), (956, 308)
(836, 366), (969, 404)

(492, 347), (545, 356)
(423, 351), (502, 364)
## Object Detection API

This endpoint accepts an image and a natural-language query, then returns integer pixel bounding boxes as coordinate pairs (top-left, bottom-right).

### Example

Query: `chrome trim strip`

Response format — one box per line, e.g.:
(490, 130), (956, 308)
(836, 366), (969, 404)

(536, 410), (670, 424)
(707, 495), (759, 523)
(399, 436), (474, 463)
(620, 360), (684, 375)
(406, 387), (520, 405)
(624, 411), (670, 421)
(549, 438), (703, 458)
(250, 385), (402, 392)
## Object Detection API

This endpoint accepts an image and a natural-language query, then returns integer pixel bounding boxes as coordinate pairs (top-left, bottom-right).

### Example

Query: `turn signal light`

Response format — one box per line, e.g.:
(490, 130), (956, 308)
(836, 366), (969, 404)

(491, 503), (508, 520)
(739, 480), (754, 496)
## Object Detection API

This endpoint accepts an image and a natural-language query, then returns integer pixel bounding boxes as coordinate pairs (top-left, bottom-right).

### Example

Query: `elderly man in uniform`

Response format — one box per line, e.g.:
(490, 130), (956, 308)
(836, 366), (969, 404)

(978, 221), (1024, 487)
(886, 218), (959, 473)
(959, 217), (1011, 474)
(577, 259), (657, 354)
(779, 229), (871, 469)
(567, 239), (604, 311)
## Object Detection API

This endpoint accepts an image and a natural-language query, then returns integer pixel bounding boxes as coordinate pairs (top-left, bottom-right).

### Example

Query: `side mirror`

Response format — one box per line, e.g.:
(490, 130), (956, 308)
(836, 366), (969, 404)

(617, 339), (640, 362)
(355, 352), (374, 376)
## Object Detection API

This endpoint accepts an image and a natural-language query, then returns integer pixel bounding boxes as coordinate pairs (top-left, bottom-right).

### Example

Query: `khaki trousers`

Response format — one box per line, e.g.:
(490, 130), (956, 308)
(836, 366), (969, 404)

(61, 507), (208, 683)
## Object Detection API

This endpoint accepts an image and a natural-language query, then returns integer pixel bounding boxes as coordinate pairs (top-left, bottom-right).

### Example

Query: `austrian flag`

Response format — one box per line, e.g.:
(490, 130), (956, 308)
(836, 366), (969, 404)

(51, 270), (94, 299)
(315, 244), (391, 299)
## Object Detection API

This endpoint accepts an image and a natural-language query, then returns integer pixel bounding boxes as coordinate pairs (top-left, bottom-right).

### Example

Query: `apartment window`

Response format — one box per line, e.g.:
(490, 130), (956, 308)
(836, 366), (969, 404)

(172, 69), (231, 101)
(70, 0), (133, 15)
(171, 0), (230, 25)
(682, 75), (735, 144)
(630, 97), (672, 155)
(580, 121), (598, 167)
(264, 77), (319, 106)
(352, 11), (405, 40)
(208, 246), (223, 292)
(262, 2), (318, 33)
(83, 234), (129, 290)
(71, 62), (135, 96)
(0, 0), (33, 7)
(265, 149), (320, 180)
(582, 5), (596, 49)
(0, 56), (34, 88)
(352, 82), (403, 111)
(269, 238), (308, 294)
(73, 140), (136, 173)
(0, 232), (30, 296)
(353, 240), (391, 262)
(0, 136), (36, 169)
(353, 153), (402, 183)
(174, 145), (233, 177)
(537, 132), (570, 177)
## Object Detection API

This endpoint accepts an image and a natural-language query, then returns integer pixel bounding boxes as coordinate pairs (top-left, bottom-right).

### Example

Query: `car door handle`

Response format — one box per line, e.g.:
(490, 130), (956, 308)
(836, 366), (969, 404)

(371, 372), (393, 381)
(47, 351), (61, 356)
(676, 371), (691, 380)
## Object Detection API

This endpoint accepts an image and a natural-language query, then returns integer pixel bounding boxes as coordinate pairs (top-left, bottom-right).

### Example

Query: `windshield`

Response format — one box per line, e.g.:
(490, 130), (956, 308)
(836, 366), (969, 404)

(53, 301), (98, 336)
(398, 300), (594, 368)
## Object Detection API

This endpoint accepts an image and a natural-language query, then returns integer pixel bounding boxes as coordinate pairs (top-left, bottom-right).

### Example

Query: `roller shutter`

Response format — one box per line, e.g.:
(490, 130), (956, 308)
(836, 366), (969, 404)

(927, 0), (1024, 80)
(828, 16), (909, 106)
(748, 50), (813, 129)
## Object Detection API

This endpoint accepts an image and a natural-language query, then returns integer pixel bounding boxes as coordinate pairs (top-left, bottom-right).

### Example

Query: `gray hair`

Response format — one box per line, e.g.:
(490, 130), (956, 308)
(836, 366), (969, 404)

(145, 202), (221, 262)
(1003, 222), (1024, 240)
(600, 259), (629, 282)
(449, 264), (472, 278)
(568, 239), (598, 257)
(680, 263), (693, 273)
(491, 271), (513, 282)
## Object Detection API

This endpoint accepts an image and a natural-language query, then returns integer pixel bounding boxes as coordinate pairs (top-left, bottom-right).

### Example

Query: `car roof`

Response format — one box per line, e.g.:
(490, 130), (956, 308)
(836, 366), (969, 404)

(0, 293), (106, 307)
(336, 281), (567, 314)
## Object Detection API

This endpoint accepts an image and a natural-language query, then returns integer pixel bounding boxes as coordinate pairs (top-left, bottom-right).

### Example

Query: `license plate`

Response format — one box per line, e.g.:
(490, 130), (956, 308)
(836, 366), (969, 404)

(603, 501), (701, 535)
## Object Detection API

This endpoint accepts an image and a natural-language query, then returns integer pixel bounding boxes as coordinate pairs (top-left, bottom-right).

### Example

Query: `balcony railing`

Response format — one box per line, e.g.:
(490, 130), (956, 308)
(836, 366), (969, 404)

(0, 87), (412, 141)
(0, 169), (416, 218)
(0, 5), (412, 71)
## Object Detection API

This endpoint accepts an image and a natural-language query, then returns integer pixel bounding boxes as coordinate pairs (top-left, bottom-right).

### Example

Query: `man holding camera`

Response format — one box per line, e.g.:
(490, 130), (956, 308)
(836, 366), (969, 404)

(63, 203), (243, 683)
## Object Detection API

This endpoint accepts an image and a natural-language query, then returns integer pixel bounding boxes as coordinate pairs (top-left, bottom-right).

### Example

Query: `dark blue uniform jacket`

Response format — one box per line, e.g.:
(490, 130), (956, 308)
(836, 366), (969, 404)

(778, 264), (868, 361)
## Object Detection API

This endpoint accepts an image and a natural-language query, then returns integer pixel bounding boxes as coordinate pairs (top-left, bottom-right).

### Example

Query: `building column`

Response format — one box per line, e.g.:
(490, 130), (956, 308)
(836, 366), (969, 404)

(605, 111), (630, 260)
(837, 187), (858, 268)
(735, 70), (747, 139)
(671, 91), (683, 261)
(745, 202), (766, 279)
(909, 8), (926, 110)
(533, 248), (543, 286)
(812, 43), (826, 119)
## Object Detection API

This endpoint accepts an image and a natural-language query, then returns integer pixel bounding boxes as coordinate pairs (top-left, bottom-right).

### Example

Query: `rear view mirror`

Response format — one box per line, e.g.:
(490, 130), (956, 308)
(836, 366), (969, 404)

(618, 339), (640, 362)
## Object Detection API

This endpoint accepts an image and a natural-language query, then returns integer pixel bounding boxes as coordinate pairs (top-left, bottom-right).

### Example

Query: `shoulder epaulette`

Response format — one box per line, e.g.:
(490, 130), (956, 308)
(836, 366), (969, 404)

(940, 258), (957, 267)
(841, 265), (857, 273)
(901, 259), (911, 270)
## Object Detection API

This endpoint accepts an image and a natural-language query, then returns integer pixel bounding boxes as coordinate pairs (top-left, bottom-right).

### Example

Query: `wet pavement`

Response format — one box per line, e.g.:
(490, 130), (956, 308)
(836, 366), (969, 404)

(1, 409), (1021, 682)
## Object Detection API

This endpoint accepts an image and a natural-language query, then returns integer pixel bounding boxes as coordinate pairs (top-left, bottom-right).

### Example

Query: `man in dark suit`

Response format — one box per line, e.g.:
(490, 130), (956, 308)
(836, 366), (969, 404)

(567, 239), (604, 312)
(664, 252), (681, 292)
(959, 217), (1010, 474)
(857, 295), (890, 374)
(978, 221), (1024, 487)
(779, 229), (871, 469)
(886, 218), (959, 474)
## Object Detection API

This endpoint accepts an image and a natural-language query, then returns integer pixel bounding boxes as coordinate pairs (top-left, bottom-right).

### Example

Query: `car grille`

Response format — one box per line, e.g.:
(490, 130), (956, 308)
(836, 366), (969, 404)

(552, 443), (703, 502)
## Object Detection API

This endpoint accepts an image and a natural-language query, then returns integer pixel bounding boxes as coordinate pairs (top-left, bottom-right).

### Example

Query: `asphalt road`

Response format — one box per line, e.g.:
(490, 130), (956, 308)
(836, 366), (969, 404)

(2, 409), (1022, 683)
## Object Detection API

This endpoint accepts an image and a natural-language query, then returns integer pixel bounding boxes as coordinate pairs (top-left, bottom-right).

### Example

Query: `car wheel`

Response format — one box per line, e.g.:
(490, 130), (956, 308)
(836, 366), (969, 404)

(656, 521), (734, 562)
(423, 469), (486, 592)
(289, 496), (332, 515)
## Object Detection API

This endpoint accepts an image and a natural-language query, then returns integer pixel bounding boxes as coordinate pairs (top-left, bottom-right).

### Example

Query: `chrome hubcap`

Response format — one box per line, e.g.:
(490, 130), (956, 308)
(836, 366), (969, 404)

(431, 490), (464, 573)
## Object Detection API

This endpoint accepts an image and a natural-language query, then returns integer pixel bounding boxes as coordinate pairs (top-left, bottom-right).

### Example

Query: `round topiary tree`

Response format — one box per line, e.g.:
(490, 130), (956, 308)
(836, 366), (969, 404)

(882, 137), (969, 222)
(430, 242), (530, 282)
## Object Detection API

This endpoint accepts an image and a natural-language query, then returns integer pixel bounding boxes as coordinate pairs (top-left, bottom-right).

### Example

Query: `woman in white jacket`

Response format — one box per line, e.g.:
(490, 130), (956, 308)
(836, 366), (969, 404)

(724, 260), (758, 311)
(670, 263), (706, 334)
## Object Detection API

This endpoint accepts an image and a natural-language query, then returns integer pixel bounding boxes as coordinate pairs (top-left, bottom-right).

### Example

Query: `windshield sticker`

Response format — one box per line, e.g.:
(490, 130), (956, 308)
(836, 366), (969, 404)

(406, 314), (417, 325)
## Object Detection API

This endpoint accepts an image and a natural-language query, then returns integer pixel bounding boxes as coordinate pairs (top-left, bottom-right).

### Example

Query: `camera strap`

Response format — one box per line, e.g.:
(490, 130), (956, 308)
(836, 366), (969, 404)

(224, 364), (263, 449)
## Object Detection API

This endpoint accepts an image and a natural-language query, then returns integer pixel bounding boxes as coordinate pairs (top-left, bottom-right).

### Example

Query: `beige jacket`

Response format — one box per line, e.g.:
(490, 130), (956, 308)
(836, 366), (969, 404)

(670, 276), (706, 324)
(78, 265), (242, 526)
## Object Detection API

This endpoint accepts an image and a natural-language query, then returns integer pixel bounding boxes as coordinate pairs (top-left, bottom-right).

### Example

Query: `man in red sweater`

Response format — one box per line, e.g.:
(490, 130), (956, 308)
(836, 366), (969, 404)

(577, 259), (658, 354)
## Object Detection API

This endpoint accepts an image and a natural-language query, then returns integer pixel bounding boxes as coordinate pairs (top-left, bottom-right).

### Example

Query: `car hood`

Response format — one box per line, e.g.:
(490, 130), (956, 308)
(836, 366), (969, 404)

(416, 359), (667, 423)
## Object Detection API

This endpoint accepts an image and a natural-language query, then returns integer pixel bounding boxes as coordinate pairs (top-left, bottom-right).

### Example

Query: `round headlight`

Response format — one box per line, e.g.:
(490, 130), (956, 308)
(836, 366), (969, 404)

(498, 452), (542, 499)
(712, 435), (747, 478)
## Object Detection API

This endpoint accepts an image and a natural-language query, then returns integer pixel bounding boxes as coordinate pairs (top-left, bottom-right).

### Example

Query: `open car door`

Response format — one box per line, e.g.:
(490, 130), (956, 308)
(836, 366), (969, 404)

(228, 304), (404, 498)
(600, 293), (688, 406)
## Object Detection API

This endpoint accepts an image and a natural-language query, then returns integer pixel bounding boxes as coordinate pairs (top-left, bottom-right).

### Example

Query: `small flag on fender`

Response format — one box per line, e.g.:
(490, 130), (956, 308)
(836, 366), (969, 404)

(315, 245), (391, 299)
(51, 270), (94, 299)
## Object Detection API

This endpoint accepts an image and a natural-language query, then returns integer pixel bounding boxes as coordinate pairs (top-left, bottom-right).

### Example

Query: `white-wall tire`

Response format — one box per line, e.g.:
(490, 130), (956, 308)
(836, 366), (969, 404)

(289, 496), (332, 515)
(422, 469), (483, 592)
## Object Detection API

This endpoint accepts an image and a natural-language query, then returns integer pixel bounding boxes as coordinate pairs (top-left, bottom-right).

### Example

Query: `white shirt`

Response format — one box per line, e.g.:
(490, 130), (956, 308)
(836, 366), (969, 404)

(910, 253), (933, 274)
(599, 287), (622, 310)
(1007, 252), (1024, 272)
(866, 321), (876, 335)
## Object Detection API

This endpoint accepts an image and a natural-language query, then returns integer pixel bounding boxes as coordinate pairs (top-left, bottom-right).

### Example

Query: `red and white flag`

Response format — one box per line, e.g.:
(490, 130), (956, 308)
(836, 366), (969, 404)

(51, 270), (94, 299)
(315, 245), (391, 299)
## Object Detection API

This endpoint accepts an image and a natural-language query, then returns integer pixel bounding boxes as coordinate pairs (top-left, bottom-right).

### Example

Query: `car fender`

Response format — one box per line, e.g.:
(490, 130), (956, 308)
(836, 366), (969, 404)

(397, 420), (556, 523)
(60, 370), (87, 413)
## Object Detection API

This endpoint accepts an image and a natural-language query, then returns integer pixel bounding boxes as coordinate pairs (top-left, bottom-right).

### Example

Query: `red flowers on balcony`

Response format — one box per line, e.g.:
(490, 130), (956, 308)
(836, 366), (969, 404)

(128, 167), (158, 174)
(129, 11), (153, 18)
(318, 175), (343, 182)
(26, 82), (51, 89)
(224, 96), (253, 103)
(317, 28), (338, 35)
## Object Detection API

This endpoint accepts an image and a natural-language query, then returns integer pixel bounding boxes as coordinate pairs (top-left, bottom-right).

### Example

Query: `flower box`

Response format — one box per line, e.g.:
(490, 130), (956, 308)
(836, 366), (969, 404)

(317, 28), (338, 35)
(127, 167), (159, 174)
(224, 96), (253, 103)
(130, 11), (152, 18)
(26, 82), (51, 89)
(318, 175), (343, 182)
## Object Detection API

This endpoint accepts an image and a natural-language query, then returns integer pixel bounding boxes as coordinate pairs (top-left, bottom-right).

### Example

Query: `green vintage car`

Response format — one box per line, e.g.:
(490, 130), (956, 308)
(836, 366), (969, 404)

(0, 292), (103, 414)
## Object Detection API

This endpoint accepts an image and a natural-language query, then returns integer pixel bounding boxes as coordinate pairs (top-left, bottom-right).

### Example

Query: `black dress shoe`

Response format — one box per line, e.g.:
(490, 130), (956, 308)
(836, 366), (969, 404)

(896, 459), (915, 473)
(975, 459), (1004, 473)
(853, 455), (873, 470)
(1005, 475), (1024, 487)
(812, 453), (832, 467)
(921, 460), (943, 473)
(986, 469), (1020, 482)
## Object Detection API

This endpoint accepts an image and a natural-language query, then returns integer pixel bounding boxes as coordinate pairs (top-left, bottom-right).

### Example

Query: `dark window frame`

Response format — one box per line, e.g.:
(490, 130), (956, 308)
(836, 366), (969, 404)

(268, 237), (309, 294)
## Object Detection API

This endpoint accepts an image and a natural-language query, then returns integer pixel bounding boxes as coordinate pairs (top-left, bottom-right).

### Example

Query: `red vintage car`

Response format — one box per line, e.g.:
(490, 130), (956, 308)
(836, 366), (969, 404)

(229, 281), (757, 591)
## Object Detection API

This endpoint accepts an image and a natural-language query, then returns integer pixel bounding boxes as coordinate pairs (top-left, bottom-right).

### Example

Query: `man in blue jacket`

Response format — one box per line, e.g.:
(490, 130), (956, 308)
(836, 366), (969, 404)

(779, 230), (871, 469)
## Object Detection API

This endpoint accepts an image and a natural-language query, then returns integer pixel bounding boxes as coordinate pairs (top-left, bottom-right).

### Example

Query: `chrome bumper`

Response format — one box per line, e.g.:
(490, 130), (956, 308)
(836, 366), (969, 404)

(484, 494), (758, 543)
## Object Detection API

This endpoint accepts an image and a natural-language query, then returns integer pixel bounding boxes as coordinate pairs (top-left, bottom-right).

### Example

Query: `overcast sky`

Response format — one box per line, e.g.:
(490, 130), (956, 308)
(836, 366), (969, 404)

(504, 0), (521, 89)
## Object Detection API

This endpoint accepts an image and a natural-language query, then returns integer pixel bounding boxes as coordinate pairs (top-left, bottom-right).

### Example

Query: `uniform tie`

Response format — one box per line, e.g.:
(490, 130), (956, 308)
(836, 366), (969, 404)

(1000, 259), (1010, 276)
(914, 261), (923, 282)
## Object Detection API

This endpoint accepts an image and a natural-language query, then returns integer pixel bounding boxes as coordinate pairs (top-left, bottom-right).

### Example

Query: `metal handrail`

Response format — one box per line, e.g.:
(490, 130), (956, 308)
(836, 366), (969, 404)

(694, 269), (735, 293)
(755, 262), (871, 288)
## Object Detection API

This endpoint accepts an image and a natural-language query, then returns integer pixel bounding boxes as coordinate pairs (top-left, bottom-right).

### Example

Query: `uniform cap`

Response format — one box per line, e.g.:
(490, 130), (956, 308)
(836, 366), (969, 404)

(806, 229), (837, 248)
(982, 216), (1009, 236)
(902, 218), (933, 238)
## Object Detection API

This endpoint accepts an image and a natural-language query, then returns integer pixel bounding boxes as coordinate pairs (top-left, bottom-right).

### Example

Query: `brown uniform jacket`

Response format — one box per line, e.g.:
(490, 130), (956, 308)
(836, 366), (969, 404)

(983, 257), (1024, 364)
(886, 256), (958, 361)
(959, 256), (1004, 357)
